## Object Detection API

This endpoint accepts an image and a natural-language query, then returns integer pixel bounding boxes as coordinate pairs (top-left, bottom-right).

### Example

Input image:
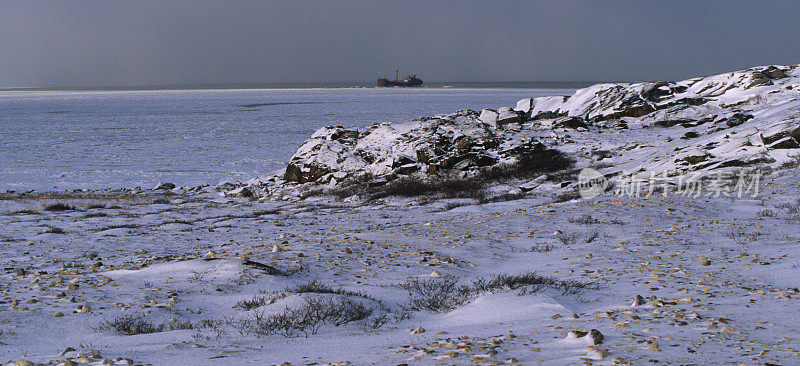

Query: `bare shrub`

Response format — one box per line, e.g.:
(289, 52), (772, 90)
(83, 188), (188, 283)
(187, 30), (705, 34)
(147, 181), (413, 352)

(238, 297), (377, 338)
(235, 281), (377, 311)
(43, 202), (75, 212)
(568, 214), (601, 225)
(401, 275), (469, 312)
(99, 314), (164, 335)
(472, 272), (594, 295)
(779, 199), (800, 222)
(100, 314), (215, 335)
(779, 154), (800, 169)
(530, 243), (556, 252)
(725, 228), (769, 245)
(235, 292), (288, 311)
(43, 226), (66, 234)
(556, 232), (579, 245)
(402, 272), (594, 313)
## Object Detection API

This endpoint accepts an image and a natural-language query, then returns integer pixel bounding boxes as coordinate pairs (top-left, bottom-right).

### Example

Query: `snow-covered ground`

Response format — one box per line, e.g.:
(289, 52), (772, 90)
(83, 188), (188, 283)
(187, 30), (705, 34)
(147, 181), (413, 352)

(1, 168), (798, 365)
(1, 66), (799, 365)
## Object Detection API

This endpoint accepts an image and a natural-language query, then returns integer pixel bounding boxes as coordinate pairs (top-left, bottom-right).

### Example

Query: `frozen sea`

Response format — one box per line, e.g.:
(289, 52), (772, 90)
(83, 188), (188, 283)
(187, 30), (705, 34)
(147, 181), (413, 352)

(0, 86), (579, 191)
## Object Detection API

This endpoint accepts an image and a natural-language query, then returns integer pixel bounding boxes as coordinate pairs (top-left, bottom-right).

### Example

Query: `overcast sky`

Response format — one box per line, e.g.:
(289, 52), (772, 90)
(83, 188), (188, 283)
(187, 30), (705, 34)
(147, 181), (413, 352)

(1, 0), (798, 87)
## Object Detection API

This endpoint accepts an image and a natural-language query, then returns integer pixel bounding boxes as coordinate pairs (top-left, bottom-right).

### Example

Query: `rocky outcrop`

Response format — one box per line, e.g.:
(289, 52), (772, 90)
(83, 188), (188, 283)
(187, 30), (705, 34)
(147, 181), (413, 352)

(238, 64), (800, 200)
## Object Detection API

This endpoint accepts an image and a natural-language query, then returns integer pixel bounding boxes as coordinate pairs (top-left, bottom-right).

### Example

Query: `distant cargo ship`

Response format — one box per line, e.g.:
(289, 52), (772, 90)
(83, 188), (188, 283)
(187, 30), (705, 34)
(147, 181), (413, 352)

(377, 70), (423, 87)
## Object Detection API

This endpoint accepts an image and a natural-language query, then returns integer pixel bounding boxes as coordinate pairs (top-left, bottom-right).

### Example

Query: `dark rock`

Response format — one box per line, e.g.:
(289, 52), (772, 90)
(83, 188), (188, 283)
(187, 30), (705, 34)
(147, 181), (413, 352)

(724, 112), (754, 127)
(554, 117), (587, 129)
(394, 164), (420, 175)
(154, 182), (176, 190)
(284, 162), (330, 183)
(227, 186), (255, 198)
(767, 137), (800, 149)
(329, 128), (359, 141)
(763, 66), (788, 79)
(746, 72), (774, 89)
(682, 131), (700, 139)
(761, 123), (800, 144)
(392, 155), (417, 168)
(472, 153), (499, 167)
(655, 118), (696, 128)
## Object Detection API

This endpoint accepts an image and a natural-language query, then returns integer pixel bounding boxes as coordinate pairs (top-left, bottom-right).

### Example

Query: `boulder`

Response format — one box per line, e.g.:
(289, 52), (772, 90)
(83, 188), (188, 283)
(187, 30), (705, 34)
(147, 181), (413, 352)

(724, 112), (754, 128)
(497, 107), (521, 125)
(479, 109), (499, 127)
(763, 66), (788, 79)
(519, 175), (547, 192)
(515, 98), (534, 118)
(554, 116), (587, 129)
(154, 182), (176, 190)
(767, 137), (800, 149)
(682, 131), (699, 139)
(226, 186), (255, 198)
(761, 122), (800, 144)
(394, 164), (420, 175)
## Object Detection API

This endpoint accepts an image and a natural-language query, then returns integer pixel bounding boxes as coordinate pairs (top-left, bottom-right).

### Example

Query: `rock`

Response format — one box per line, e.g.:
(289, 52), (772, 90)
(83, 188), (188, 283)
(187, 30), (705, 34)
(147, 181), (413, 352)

(519, 175), (547, 193)
(343, 247), (353, 254)
(567, 329), (603, 345)
(226, 186), (254, 198)
(767, 136), (800, 149)
(761, 122), (800, 144)
(272, 245), (281, 253)
(14, 361), (34, 366)
(63, 360), (77, 366)
(410, 326), (425, 334)
(430, 270), (441, 277)
(59, 347), (76, 356)
(677, 148), (711, 165)
(554, 116), (587, 129)
(15, 268), (26, 276)
(587, 346), (610, 359)
(587, 329), (604, 345)
(76, 304), (90, 313)
(631, 295), (646, 306)
(515, 98), (534, 118)
(764, 66), (788, 79)
(497, 107), (521, 125)
(154, 182), (176, 190)
(567, 330), (587, 338)
(724, 112), (754, 127)
(682, 131), (699, 139)
(394, 164), (420, 175)
(54, 311), (64, 317)
(479, 109), (499, 127)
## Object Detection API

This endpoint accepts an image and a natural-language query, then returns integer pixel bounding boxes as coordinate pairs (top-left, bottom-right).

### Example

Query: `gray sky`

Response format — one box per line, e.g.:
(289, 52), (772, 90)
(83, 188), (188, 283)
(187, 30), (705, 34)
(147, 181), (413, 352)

(1, 0), (798, 87)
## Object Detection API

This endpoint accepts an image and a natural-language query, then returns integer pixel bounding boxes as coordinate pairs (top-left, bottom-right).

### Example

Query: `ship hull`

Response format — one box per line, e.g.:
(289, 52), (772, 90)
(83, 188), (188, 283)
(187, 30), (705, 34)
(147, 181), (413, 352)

(377, 78), (423, 87)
